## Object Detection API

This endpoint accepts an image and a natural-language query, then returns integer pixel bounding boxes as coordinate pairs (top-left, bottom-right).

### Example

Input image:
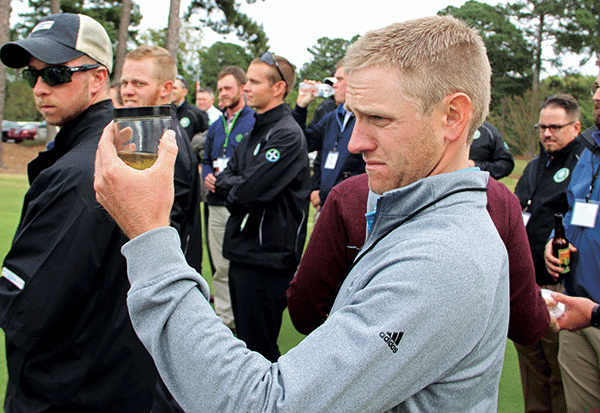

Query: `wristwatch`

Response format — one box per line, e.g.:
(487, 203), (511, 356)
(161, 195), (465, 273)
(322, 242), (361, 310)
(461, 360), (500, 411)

(592, 304), (600, 329)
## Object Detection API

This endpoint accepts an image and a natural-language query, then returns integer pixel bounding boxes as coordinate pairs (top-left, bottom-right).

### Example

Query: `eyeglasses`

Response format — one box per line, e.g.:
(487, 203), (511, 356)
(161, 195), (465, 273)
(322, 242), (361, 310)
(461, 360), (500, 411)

(535, 121), (576, 133)
(22, 64), (101, 88)
(591, 82), (599, 96)
(260, 51), (286, 85)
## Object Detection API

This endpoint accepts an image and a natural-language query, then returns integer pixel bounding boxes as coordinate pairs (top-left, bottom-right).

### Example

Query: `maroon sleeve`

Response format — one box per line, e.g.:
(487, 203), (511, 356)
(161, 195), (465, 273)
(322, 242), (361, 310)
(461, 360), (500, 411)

(287, 174), (369, 335)
(487, 178), (550, 345)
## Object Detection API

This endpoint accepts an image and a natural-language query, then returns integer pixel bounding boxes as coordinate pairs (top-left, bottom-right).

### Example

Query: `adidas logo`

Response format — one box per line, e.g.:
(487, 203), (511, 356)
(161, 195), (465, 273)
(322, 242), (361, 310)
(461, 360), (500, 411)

(380, 331), (403, 353)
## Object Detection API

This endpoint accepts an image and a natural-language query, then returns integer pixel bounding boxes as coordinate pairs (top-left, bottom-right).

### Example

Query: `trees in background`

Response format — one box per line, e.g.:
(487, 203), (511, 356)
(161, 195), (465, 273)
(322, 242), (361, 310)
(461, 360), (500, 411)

(439, 1), (534, 112)
(197, 41), (251, 91)
(1, 0), (599, 158)
(298, 36), (358, 82)
(184, 0), (268, 57)
(557, 0), (600, 67)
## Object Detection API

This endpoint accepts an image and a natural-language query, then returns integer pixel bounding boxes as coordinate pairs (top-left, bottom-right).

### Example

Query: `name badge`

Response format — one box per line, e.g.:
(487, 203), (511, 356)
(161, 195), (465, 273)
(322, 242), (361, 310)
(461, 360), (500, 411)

(571, 199), (599, 228)
(521, 211), (531, 226)
(213, 157), (230, 175)
(324, 151), (339, 170)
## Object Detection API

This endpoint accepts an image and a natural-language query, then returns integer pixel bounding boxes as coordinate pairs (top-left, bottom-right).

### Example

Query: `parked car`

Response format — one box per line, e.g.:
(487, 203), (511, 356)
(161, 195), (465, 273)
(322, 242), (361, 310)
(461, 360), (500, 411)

(7, 122), (38, 142)
(2, 120), (19, 142)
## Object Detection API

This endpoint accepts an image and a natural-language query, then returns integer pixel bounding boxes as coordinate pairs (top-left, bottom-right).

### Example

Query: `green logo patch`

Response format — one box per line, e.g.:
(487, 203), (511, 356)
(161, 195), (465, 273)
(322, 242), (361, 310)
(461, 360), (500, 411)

(553, 167), (570, 183)
(180, 117), (191, 128)
(265, 148), (281, 162)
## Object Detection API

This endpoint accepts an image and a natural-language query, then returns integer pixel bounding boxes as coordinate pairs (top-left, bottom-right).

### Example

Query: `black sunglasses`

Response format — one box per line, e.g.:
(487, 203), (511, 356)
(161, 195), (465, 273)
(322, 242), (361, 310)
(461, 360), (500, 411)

(22, 64), (101, 88)
(260, 52), (286, 85)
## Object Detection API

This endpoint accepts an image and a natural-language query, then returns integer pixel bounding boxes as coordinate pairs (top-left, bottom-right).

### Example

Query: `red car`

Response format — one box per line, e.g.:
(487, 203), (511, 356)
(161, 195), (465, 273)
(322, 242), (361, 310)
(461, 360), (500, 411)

(6, 122), (38, 142)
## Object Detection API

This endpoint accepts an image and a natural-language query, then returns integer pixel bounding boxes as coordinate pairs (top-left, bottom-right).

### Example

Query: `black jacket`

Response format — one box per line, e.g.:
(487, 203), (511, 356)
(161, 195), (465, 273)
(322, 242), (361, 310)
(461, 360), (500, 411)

(216, 104), (311, 270)
(514, 137), (586, 286)
(0, 100), (157, 412)
(469, 121), (514, 179)
(175, 100), (209, 140)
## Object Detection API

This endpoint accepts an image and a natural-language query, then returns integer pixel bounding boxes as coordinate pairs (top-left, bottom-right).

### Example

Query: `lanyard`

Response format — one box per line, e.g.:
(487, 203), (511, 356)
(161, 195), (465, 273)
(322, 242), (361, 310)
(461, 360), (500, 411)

(221, 110), (242, 156)
(586, 157), (600, 202)
(332, 111), (354, 152)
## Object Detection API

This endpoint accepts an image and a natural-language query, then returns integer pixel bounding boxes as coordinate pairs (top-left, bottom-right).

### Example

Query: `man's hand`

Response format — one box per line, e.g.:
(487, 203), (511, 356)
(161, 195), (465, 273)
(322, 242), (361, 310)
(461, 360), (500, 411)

(94, 122), (177, 239)
(544, 239), (577, 281)
(204, 173), (217, 193)
(296, 79), (318, 108)
(551, 292), (596, 331)
(310, 190), (321, 211)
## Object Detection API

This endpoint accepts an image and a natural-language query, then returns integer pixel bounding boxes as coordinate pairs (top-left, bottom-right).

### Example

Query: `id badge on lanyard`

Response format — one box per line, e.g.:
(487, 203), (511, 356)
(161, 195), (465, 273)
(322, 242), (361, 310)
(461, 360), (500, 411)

(213, 157), (230, 175)
(324, 151), (339, 170)
(571, 199), (599, 228)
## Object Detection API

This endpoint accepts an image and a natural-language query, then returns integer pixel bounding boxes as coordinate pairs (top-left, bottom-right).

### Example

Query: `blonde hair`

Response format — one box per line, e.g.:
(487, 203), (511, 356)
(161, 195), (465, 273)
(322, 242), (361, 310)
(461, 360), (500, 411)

(125, 45), (177, 84)
(344, 16), (491, 140)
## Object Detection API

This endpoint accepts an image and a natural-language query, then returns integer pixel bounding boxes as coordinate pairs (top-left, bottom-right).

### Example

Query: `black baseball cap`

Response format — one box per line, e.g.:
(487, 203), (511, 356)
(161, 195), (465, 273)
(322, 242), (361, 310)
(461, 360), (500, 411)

(1, 13), (113, 73)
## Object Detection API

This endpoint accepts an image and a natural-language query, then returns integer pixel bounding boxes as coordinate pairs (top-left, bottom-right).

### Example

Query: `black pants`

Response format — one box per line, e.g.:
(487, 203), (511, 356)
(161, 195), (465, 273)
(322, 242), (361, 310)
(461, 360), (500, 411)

(228, 262), (294, 362)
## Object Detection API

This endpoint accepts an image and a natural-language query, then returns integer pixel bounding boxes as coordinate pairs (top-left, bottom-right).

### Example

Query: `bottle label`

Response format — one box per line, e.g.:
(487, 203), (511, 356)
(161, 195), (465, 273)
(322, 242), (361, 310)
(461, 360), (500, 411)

(558, 248), (570, 273)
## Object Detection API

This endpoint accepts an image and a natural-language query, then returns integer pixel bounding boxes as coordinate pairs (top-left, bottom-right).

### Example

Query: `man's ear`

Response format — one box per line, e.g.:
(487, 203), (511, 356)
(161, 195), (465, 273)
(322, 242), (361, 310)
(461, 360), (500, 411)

(443, 92), (472, 143)
(90, 66), (109, 94)
(272, 79), (287, 100)
(160, 80), (174, 101)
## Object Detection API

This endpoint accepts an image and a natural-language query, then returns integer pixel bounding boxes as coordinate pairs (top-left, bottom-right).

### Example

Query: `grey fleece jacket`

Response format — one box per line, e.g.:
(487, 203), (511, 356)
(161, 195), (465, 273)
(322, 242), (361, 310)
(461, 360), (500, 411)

(124, 169), (509, 413)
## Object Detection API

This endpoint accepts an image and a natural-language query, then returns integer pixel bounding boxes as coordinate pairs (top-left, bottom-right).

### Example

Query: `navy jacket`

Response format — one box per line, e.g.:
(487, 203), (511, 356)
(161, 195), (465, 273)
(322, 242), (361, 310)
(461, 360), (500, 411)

(202, 106), (255, 206)
(292, 104), (365, 205)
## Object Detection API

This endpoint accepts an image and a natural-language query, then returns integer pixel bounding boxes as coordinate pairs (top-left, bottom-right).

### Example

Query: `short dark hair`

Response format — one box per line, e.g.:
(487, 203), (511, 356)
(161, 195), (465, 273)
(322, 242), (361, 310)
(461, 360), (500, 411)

(197, 87), (214, 98)
(541, 94), (581, 120)
(217, 66), (247, 86)
(176, 74), (189, 91)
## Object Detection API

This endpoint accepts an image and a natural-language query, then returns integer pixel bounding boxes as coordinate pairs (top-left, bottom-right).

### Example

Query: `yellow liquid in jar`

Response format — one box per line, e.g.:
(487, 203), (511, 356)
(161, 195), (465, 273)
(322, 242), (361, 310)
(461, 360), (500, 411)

(118, 151), (158, 170)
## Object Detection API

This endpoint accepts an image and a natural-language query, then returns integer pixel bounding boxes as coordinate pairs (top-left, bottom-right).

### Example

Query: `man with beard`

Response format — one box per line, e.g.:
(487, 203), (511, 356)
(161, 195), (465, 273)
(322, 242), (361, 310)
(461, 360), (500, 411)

(120, 44), (203, 413)
(0, 13), (157, 411)
(202, 66), (255, 331)
(514, 94), (585, 412)
(545, 63), (600, 412)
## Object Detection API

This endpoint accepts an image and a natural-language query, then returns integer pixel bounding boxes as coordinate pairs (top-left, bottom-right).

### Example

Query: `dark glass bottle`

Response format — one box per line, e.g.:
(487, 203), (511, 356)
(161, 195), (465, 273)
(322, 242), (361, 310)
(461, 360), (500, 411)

(552, 213), (571, 280)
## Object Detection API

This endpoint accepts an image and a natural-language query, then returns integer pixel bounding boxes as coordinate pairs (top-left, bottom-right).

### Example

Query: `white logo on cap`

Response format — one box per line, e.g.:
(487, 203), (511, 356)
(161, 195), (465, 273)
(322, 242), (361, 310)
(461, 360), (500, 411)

(31, 21), (55, 33)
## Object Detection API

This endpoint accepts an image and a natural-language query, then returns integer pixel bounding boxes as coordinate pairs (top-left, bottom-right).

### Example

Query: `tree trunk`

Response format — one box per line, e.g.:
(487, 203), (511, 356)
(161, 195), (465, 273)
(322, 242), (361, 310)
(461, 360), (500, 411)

(0, 0), (10, 168)
(50, 0), (60, 14)
(165, 0), (181, 60)
(533, 12), (543, 90)
(113, 0), (132, 81)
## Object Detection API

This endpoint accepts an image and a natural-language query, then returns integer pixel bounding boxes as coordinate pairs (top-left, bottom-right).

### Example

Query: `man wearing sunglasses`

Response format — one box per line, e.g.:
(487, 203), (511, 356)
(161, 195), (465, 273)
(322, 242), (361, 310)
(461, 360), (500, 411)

(0, 13), (158, 412)
(213, 52), (311, 362)
(514, 93), (585, 413)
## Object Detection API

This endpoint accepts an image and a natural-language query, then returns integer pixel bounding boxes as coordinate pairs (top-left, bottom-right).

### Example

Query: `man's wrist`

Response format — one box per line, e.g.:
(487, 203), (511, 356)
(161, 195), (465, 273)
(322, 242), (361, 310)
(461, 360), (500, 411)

(591, 304), (600, 328)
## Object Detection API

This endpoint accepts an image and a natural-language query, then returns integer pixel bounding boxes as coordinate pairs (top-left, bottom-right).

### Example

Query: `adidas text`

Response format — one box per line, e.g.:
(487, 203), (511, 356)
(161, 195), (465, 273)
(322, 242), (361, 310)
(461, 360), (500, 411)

(380, 331), (403, 353)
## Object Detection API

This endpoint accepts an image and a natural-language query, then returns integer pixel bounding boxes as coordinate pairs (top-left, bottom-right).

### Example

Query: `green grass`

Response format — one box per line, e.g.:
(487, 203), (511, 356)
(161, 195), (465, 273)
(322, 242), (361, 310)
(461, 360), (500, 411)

(0, 170), (526, 411)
